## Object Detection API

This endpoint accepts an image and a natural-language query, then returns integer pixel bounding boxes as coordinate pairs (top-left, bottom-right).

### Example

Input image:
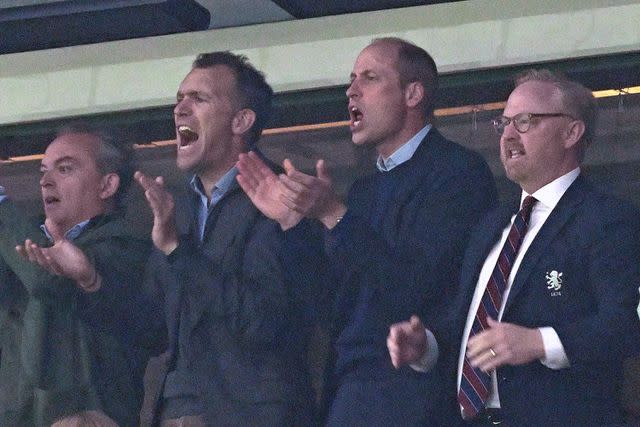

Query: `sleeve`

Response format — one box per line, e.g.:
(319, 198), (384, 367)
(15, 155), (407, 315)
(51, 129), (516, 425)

(75, 233), (166, 352)
(282, 219), (335, 325)
(539, 327), (570, 369)
(409, 329), (440, 373)
(0, 199), (76, 301)
(167, 216), (290, 349)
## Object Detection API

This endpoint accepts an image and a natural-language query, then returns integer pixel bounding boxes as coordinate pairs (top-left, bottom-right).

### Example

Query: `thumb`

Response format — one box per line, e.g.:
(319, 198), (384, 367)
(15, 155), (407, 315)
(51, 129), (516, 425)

(44, 218), (64, 242)
(409, 315), (423, 331)
(315, 159), (330, 181)
(283, 158), (296, 175)
(487, 317), (499, 328)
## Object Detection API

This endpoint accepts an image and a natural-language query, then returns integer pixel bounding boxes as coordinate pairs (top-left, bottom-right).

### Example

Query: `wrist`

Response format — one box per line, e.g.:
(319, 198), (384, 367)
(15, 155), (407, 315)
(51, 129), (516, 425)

(160, 241), (179, 256)
(319, 202), (347, 230)
(78, 268), (101, 293)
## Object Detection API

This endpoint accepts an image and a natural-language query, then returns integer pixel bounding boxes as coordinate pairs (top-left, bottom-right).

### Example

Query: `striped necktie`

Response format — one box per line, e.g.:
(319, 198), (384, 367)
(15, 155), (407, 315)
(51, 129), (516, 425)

(458, 195), (537, 419)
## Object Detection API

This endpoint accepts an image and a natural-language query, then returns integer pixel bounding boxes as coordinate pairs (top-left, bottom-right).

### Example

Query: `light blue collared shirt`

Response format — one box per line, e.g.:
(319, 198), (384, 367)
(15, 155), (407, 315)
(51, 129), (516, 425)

(40, 219), (92, 242)
(189, 167), (238, 242)
(376, 124), (432, 172)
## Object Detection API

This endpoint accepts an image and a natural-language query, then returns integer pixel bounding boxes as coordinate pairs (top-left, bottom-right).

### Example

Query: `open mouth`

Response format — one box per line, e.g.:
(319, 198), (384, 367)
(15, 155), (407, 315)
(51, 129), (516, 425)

(507, 149), (525, 159)
(349, 106), (363, 127)
(177, 125), (199, 148)
(43, 195), (60, 205)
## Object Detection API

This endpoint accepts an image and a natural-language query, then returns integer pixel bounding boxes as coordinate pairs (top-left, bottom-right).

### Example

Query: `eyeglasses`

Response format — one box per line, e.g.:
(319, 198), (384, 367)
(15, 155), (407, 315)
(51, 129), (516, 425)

(492, 113), (573, 134)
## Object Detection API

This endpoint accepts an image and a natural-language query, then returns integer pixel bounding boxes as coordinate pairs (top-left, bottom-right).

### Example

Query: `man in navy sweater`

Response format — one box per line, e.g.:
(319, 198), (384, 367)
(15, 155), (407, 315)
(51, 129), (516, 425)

(237, 37), (497, 426)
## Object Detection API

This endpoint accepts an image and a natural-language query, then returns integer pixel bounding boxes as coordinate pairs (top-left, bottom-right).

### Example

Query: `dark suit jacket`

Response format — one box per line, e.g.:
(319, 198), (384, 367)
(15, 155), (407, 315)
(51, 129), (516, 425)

(147, 178), (313, 426)
(0, 201), (162, 427)
(448, 175), (640, 426)
(286, 129), (498, 425)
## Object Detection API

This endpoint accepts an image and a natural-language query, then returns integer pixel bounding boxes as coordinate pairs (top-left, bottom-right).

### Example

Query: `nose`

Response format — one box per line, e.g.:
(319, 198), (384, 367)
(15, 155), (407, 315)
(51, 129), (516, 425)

(173, 98), (191, 117)
(40, 170), (53, 187)
(346, 79), (360, 99)
(501, 118), (519, 139)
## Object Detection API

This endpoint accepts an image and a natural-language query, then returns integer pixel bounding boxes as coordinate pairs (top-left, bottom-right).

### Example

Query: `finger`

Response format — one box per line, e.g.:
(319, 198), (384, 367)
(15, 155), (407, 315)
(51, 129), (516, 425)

(283, 158), (297, 175)
(279, 194), (305, 214)
(471, 349), (499, 372)
(315, 159), (330, 181)
(15, 245), (27, 258)
(286, 167), (317, 187)
(236, 155), (263, 190)
(23, 239), (40, 263)
(387, 324), (405, 345)
(134, 171), (153, 191)
(154, 176), (165, 186)
(279, 174), (306, 195)
(236, 174), (257, 196)
(466, 331), (492, 359)
(28, 243), (53, 270)
(247, 152), (274, 181)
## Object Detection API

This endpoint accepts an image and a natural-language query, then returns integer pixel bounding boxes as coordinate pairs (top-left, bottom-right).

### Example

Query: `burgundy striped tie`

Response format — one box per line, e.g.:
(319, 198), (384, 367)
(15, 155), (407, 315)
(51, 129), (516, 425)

(458, 195), (537, 419)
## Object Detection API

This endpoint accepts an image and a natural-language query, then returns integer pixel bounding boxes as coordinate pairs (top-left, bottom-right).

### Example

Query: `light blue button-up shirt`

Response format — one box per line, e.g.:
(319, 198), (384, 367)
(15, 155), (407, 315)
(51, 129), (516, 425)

(376, 124), (432, 172)
(189, 167), (238, 242)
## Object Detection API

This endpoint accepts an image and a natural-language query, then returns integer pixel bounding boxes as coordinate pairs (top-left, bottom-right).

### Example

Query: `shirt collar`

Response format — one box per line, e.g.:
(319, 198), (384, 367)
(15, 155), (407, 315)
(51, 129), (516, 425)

(376, 123), (432, 172)
(522, 167), (581, 210)
(189, 167), (238, 201)
(40, 218), (92, 242)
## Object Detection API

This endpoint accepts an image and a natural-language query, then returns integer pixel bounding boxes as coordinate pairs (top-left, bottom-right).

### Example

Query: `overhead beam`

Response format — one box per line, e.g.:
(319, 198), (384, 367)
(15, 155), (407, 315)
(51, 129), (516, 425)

(0, 0), (639, 126)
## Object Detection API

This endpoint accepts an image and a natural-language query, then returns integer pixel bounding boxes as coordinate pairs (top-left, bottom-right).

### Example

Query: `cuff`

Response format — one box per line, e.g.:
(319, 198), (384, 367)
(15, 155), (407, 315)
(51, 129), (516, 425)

(539, 327), (570, 369)
(410, 329), (439, 373)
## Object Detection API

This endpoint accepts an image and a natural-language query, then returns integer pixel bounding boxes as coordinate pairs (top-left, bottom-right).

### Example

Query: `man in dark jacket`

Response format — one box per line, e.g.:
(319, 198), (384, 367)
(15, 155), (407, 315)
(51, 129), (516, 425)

(136, 51), (313, 426)
(0, 125), (164, 426)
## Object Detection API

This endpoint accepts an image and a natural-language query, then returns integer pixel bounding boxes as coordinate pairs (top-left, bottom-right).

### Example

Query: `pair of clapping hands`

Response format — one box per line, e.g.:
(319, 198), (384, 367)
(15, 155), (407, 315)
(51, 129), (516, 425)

(134, 153), (346, 258)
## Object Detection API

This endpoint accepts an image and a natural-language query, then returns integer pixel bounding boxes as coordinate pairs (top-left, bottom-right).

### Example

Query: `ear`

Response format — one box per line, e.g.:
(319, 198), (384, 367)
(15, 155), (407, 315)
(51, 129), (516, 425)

(99, 173), (120, 200)
(564, 119), (586, 149)
(232, 108), (257, 137)
(404, 81), (425, 109)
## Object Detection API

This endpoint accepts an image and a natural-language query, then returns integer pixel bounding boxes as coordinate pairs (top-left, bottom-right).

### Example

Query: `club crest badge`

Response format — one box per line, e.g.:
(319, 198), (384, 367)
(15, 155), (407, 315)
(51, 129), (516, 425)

(545, 270), (563, 296)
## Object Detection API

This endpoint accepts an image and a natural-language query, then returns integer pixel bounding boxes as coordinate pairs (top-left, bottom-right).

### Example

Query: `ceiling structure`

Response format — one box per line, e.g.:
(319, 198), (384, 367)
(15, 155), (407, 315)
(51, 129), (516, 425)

(0, 0), (462, 55)
(1, 0), (639, 180)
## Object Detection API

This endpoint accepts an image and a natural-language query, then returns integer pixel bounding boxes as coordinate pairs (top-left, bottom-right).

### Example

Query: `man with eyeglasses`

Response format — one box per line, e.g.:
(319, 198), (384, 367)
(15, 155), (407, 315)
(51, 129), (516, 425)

(387, 69), (640, 426)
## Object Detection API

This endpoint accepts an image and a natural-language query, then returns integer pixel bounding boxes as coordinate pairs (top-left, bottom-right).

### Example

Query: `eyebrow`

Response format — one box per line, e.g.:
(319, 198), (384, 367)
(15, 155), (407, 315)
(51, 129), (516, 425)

(40, 155), (78, 169)
(177, 89), (211, 99)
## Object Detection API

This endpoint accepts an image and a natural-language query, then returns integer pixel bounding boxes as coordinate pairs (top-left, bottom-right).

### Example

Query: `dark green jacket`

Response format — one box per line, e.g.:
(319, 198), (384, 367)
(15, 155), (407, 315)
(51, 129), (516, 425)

(0, 200), (164, 426)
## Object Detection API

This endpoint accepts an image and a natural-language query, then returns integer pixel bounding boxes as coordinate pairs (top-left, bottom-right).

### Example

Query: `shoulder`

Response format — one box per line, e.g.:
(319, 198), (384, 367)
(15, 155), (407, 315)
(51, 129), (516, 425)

(78, 213), (151, 257)
(570, 179), (640, 227)
(427, 129), (492, 174)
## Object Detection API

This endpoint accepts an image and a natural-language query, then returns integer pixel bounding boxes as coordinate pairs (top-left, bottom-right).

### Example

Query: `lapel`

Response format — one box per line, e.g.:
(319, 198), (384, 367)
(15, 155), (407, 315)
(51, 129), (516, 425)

(504, 176), (589, 313)
(462, 205), (515, 303)
(200, 179), (242, 246)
